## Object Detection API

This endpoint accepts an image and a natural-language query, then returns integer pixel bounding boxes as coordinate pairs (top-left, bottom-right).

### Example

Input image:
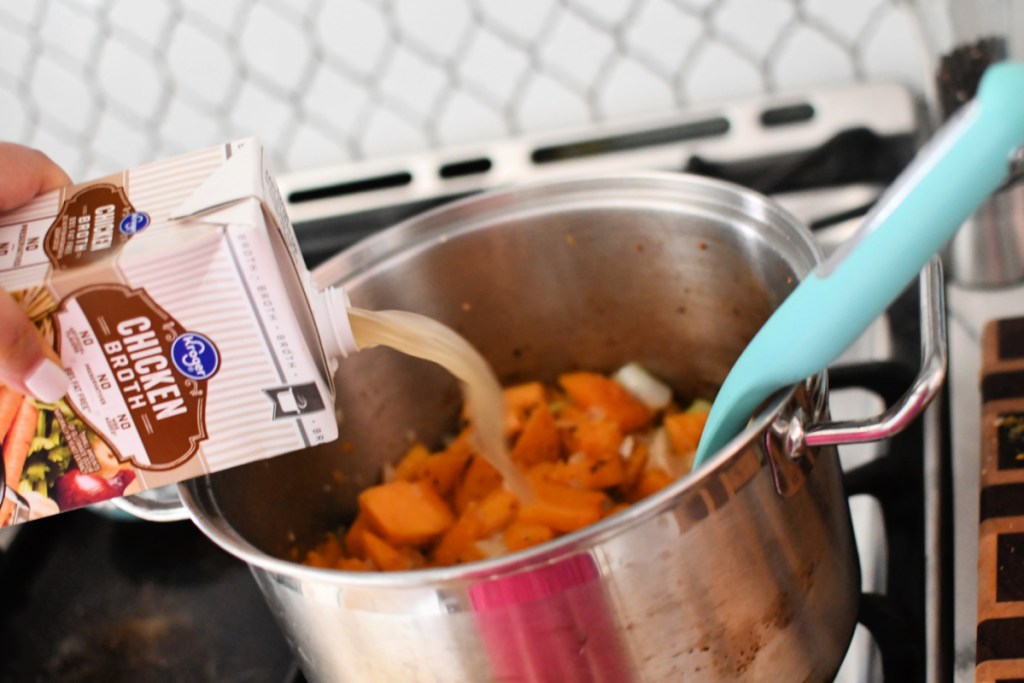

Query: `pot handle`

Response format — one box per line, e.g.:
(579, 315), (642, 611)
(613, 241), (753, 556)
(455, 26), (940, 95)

(802, 257), (946, 449)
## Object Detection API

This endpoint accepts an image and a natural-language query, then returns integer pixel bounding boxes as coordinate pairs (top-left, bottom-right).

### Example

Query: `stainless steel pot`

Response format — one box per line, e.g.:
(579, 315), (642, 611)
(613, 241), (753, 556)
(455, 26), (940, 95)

(179, 173), (944, 682)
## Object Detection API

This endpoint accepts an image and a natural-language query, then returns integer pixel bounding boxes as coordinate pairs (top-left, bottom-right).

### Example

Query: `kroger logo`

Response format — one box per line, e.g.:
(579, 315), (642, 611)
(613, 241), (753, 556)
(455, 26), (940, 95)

(119, 211), (150, 236)
(170, 332), (220, 381)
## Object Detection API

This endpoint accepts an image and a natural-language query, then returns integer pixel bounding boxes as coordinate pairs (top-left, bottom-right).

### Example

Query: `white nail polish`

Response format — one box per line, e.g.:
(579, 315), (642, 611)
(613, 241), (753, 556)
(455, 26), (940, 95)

(24, 359), (69, 404)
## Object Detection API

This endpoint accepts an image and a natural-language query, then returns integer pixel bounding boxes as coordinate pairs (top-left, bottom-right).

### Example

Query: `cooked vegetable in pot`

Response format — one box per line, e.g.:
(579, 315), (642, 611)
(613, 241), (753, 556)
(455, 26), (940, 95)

(298, 365), (709, 571)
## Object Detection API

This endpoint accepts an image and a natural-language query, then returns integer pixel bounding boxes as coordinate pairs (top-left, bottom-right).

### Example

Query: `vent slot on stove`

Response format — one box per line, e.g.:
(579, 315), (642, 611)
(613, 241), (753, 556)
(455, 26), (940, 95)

(760, 102), (815, 127)
(439, 157), (493, 178)
(530, 117), (730, 164)
(289, 171), (413, 204)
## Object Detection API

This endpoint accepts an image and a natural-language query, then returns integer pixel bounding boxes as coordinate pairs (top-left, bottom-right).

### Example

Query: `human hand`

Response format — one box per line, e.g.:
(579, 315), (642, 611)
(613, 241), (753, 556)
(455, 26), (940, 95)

(0, 143), (72, 403)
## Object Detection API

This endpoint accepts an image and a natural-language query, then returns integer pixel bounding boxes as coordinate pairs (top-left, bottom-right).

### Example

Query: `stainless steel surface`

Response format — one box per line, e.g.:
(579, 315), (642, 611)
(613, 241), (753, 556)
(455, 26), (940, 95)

(924, 395), (946, 683)
(946, 181), (1024, 287)
(803, 258), (947, 449)
(181, 174), (860, 683)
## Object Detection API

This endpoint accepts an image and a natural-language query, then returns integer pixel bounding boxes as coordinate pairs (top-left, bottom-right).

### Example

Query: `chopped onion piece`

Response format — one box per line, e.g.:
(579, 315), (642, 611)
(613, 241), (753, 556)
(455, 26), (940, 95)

(648, 427), (672, 472)
(619, 434), (636, 459)
(649, 427), (687, 478)
(613, 362), (673, 410)
(687, 398), (712, 414)
(475, 534), (508, 559)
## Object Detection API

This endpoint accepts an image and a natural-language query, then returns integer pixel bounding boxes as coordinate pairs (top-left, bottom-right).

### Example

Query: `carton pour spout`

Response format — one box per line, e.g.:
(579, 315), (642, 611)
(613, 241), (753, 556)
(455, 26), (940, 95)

(313, 286), (359, 361)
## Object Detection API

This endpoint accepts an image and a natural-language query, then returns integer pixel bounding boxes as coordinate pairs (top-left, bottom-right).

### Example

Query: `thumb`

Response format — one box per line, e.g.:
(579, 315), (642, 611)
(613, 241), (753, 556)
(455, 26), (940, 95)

(0, 290), (68, 403)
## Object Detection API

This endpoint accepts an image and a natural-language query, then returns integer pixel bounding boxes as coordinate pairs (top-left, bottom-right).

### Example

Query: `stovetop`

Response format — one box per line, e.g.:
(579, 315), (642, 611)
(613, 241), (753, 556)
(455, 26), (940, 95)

(1, 82), (953, 683)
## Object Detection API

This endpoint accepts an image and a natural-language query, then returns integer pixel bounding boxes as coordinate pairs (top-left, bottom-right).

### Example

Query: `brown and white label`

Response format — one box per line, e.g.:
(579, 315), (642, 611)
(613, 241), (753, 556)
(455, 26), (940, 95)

(44, 184), (149, 270)
(53, 284), (215, 470)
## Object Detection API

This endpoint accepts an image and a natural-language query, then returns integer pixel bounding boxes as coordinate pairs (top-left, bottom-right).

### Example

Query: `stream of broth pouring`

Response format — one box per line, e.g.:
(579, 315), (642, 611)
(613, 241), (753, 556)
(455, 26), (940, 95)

(346, 307), (533, 502)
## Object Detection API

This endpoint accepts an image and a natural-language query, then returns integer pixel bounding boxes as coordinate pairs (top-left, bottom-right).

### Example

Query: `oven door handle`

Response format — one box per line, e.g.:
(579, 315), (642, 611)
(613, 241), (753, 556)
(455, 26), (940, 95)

(803, 257), (946, 448)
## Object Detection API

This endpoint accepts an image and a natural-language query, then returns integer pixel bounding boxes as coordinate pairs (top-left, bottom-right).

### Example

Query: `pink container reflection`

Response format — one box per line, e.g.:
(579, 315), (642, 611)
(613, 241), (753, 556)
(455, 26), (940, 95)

(469, 554), (634, 682)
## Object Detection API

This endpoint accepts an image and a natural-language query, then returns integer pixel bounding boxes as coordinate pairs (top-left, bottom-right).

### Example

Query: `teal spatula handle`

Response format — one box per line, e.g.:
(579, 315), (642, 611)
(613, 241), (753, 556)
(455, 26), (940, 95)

(694, 61), (1024, 467)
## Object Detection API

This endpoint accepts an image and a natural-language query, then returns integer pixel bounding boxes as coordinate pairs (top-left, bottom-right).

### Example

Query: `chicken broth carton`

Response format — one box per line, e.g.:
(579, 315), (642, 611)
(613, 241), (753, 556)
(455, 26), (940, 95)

(0, 138), (355, 526)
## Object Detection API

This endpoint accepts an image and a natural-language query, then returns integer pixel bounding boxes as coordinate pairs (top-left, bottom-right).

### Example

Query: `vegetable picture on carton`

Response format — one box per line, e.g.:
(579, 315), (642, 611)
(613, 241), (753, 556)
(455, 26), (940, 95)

(0, 288), (138, 525)
(0, 389), (136, 524)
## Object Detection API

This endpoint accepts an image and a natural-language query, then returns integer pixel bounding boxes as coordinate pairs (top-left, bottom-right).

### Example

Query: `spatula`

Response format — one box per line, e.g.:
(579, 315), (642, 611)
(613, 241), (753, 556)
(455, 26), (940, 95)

(693, 61), (1024, 468)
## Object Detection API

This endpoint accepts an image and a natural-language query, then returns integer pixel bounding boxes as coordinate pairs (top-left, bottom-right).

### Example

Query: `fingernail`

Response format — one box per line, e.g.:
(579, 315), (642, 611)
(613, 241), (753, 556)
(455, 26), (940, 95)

(24, 359), (69, 404)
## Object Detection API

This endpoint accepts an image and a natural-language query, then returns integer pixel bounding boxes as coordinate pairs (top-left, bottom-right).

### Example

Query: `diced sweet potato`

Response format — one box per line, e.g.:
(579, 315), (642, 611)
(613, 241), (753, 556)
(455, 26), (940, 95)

(363, 530), (413, 571)
(359, 480), (456, 547)
(549, 451), (625, 490)
(569, 418), (623, 460)
(504, 520), (556, 552)
(510, 403), (561, 466)
(603, 502), (631, 519)
(554, 402), (589, 453)
(454, 454), (503, 513)
(338, 558), (374, 572)
(620, 441), (650, 491)
(626, 467), (674, 503)
(394, 443), (432, 481)
(502, 381), (547, 435)
(313, 532), (344, 565)
(304, 549), (330, 568)
(518, 475), (608, 532)
(474, 487), (520, 537)
(558, 372), (652, 432)
(664, 410), (709, 456)
(344, 513), (370, 559)
(433, 513), (484, 566)
(419, 434), (474, 498)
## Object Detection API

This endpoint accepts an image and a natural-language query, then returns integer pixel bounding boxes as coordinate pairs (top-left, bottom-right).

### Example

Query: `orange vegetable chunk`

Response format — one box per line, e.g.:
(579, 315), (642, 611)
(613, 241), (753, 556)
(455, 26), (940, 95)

(454, 454), (503, 513)
(433, 513), (484, 566)
(318, 533), (345, 565)
(518, 475), (607, 532)
(502, 381), (547, 435)
(504, 520), (556, 552)
(344, 513), (370, 559)
(510, 403), (561, 466)
(394, 443), (432, 481)
(419, 434), (474, 498)
(620, 441), (649, 491)
(338, 558), (373, 572)
(359, 480), (456, 547)
(627, 467), (674, 502)
(558, 372), (651, 432)
(474, 487), (520, 537)
(549, 451), (625, 490)
(570, 417), (623, 460)
(305, 550), (330, 568)
(363, 530), (413, 571)
(664, 410), (709, 456)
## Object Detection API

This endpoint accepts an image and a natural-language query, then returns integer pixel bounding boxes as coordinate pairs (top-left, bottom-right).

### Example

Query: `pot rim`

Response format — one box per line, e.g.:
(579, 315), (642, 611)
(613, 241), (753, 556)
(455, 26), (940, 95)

(181, 171), (824, 587)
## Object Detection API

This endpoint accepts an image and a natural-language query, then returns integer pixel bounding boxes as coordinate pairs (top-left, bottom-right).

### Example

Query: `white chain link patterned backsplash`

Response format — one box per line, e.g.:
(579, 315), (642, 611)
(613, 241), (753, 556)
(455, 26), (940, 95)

(1, 0), (930, 180)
